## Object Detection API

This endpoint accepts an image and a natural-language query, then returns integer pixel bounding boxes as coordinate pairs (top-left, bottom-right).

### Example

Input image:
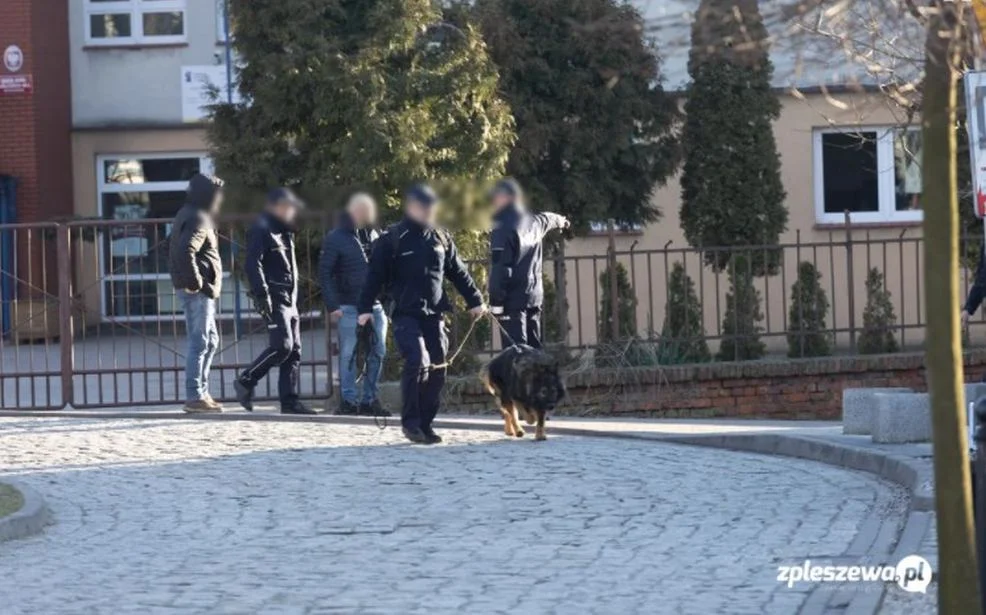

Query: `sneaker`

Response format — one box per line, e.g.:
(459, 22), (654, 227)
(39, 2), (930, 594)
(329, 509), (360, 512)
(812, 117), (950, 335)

(281, 401), (318, 415)
(184, 399), (221, 414)
(359, 399), (392, 417)
(204, 394), (224, 411)
(234, 379), (255, 412)
(421, 426), (443, 445)
(335, 400), (360, 416)
(402, 427), (429, 444)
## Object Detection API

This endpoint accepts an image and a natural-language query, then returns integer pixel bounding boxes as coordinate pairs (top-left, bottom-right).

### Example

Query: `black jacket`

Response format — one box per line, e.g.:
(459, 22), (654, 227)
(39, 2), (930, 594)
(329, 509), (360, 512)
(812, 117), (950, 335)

(489, 205), (567, 312)
(167, 174), (223, 299)
(318, 212), (379, 312)
(967, 248), (986, 314)
(357, 217), (482, 317)
(245, 211), (299, 308)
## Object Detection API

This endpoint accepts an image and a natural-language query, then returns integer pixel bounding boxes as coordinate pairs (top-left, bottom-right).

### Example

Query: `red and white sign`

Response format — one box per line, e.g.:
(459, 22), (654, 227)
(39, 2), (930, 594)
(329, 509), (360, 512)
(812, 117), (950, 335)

(3, 45), (24, 72)
(0, 74), (32, 95)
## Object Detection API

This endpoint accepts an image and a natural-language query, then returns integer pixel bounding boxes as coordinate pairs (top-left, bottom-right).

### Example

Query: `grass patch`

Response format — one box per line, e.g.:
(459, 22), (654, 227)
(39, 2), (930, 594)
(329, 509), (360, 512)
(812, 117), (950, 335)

(0, 483), (24, 519)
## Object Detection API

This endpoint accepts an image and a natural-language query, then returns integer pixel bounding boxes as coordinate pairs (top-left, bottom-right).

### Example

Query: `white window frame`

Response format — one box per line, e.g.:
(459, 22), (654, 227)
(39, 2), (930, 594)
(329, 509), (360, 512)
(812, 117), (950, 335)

(96, 152), (212, 320)
(85, 0), (188, 47)
(812, 126), (923, 225)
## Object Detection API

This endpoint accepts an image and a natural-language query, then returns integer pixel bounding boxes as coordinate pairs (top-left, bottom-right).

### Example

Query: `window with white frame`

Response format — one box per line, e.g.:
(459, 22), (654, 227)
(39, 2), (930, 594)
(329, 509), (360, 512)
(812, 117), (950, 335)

(813, 126), (923, 224)
(98, 153), (214, 318)
(85, 0), (187, 46)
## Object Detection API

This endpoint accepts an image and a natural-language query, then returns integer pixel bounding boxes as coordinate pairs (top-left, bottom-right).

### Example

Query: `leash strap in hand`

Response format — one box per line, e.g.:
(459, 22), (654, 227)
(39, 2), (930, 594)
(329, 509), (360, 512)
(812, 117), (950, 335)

(487, 311), (519, 348)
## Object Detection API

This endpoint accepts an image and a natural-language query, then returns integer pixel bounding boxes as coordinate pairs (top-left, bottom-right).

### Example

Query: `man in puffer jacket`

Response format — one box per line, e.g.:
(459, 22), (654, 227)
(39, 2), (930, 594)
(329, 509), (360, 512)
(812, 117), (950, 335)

(168, 173), (224, 413)
(319, 193), (390, 417)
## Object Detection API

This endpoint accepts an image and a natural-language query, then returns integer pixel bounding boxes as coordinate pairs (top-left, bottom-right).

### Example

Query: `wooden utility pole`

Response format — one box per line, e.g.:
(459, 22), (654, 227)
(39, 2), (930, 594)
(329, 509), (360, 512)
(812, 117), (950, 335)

(923, 2), (982, 611)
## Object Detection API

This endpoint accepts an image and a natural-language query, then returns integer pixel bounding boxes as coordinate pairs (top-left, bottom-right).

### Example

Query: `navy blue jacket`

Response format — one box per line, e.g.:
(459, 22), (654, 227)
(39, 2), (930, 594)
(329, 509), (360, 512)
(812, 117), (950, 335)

(318, 212), (379, 312)
(245, 211), (299, 308)
(489, 205), (567, 312)
(357, 217), (482, 317)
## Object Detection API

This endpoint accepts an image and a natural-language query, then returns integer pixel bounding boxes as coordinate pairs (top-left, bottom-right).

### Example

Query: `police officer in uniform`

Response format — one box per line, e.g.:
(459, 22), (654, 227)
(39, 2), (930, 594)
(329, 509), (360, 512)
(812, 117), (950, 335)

(234, 188), (317, 415)
(488, 179), (569, 349)
(358, 185), (486, 444)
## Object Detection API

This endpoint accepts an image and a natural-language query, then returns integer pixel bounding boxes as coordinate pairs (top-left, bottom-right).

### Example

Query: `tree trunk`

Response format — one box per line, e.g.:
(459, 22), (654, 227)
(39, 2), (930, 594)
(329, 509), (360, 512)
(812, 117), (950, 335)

(923, 3), (982, 612)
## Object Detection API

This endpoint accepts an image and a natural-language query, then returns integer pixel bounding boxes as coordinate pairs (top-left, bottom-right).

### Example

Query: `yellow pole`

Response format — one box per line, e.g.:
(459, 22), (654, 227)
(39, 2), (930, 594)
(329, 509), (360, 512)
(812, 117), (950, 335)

(923, 3), (982, 612)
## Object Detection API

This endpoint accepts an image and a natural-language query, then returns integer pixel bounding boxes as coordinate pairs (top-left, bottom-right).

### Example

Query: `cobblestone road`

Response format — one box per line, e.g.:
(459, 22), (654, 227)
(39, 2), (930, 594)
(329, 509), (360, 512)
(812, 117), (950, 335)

(0, 418), (905, 614)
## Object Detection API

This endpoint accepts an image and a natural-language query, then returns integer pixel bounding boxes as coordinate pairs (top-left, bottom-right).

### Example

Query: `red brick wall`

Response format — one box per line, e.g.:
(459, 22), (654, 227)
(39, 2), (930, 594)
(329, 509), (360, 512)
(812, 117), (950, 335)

(0, 0), (39, 220)
(439, 351), (986, 420)
(0, 0), (72, 297)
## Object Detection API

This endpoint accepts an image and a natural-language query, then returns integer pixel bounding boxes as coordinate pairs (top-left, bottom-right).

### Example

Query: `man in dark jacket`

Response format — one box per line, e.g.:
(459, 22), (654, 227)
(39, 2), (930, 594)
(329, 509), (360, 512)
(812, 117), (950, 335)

(319, 193), (390, 417)
(168, 173), (224, 414)
(233, 188), (317, 415)
(358, 184), (486, 444)
(488, 179), (568, 349)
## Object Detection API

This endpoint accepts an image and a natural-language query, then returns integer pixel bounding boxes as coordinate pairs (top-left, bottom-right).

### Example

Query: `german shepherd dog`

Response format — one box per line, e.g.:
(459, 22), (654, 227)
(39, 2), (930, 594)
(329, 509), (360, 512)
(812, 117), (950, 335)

(480, 345), (566, 441)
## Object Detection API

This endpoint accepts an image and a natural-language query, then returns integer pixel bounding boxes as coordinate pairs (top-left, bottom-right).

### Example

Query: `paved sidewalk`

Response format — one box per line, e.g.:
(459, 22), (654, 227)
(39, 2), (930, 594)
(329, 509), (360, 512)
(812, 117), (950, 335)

(0, 414), (927, 614)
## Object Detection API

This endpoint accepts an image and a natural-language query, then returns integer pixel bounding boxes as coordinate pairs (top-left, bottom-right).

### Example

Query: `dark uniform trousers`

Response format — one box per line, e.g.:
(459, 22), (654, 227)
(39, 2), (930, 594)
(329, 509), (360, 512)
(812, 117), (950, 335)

(393, 315), (448, 431)
(498, 307), (542, 349)
(241, 302), (301, 404)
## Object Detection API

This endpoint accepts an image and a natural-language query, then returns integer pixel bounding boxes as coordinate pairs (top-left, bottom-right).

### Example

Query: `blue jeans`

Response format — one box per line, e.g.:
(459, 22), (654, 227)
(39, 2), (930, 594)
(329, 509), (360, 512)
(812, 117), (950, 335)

(179, 290), (219, 402)
(338, 304), (387, 404)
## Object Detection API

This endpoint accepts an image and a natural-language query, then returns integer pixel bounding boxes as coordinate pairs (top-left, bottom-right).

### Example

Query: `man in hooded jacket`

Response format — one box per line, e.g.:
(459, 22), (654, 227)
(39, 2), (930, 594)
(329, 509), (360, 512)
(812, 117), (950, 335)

(168, 173), (225, 413)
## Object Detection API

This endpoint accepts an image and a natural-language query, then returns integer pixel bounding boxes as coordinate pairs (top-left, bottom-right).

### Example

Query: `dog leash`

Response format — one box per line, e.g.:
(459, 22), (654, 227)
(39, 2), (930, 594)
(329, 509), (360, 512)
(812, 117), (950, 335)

(426, 314), (483, 371)
(348, 323), (389, 430)
(486, 312), (519, 348)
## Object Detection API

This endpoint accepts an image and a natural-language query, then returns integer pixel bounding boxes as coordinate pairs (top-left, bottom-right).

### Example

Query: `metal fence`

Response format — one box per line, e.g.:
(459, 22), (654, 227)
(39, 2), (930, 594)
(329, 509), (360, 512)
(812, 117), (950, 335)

(0, 215), (981, 409)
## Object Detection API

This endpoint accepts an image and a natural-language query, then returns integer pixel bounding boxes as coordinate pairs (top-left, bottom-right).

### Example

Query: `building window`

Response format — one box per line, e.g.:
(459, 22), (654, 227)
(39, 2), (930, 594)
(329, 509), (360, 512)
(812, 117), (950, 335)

(85, 0), (187, 46)
(97, 153), (214, 318)
(813, 127), (923, 224)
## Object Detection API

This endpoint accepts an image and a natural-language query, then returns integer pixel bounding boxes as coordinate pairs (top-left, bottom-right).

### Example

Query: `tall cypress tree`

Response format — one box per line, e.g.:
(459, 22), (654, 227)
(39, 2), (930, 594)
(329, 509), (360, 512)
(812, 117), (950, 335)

(680, 0), (787, 274)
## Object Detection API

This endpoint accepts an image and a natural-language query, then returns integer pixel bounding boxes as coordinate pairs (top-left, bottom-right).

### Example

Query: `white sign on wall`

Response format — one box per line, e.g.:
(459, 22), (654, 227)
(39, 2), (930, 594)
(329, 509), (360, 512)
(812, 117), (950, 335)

(965, 71), (986, 218)
(181, 65), (240, 123)
(3, 45), (23, 72)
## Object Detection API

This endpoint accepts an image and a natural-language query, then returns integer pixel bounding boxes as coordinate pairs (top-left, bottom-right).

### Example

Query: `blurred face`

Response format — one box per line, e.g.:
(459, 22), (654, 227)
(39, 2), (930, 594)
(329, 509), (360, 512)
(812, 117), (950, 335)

(491, 191), (512, 211)
(270, 200), (298, 224)
(347, 194), (377, 227)
(405, 199), (438, 225)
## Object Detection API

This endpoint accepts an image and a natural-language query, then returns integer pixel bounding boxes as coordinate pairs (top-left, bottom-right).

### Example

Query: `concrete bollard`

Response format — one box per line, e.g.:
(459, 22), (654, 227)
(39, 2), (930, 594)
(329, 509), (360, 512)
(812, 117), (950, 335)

(842, 388), (911, 436)
(872, 392), (931, 444)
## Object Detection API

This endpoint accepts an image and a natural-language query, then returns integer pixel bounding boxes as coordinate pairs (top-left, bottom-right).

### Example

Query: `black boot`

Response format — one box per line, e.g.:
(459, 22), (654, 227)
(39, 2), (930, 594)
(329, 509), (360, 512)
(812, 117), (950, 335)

(234, 378), (255, 412)
(421, 426), (443, 445)
(335, 400), (360, 416)
(281, 401), (318, 415)
(402, 427), (428, 444)
(360, 399), (392, 417)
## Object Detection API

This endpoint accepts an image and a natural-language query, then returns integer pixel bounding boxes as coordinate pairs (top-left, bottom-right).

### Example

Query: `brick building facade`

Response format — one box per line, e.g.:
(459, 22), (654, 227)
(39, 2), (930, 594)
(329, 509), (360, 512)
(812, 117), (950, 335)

(0, 0), (73, 223)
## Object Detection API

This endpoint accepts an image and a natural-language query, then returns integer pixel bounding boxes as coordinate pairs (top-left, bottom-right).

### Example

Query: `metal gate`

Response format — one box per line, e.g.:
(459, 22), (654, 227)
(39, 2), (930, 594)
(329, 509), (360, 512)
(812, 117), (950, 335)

(1, 216), (335, 410)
